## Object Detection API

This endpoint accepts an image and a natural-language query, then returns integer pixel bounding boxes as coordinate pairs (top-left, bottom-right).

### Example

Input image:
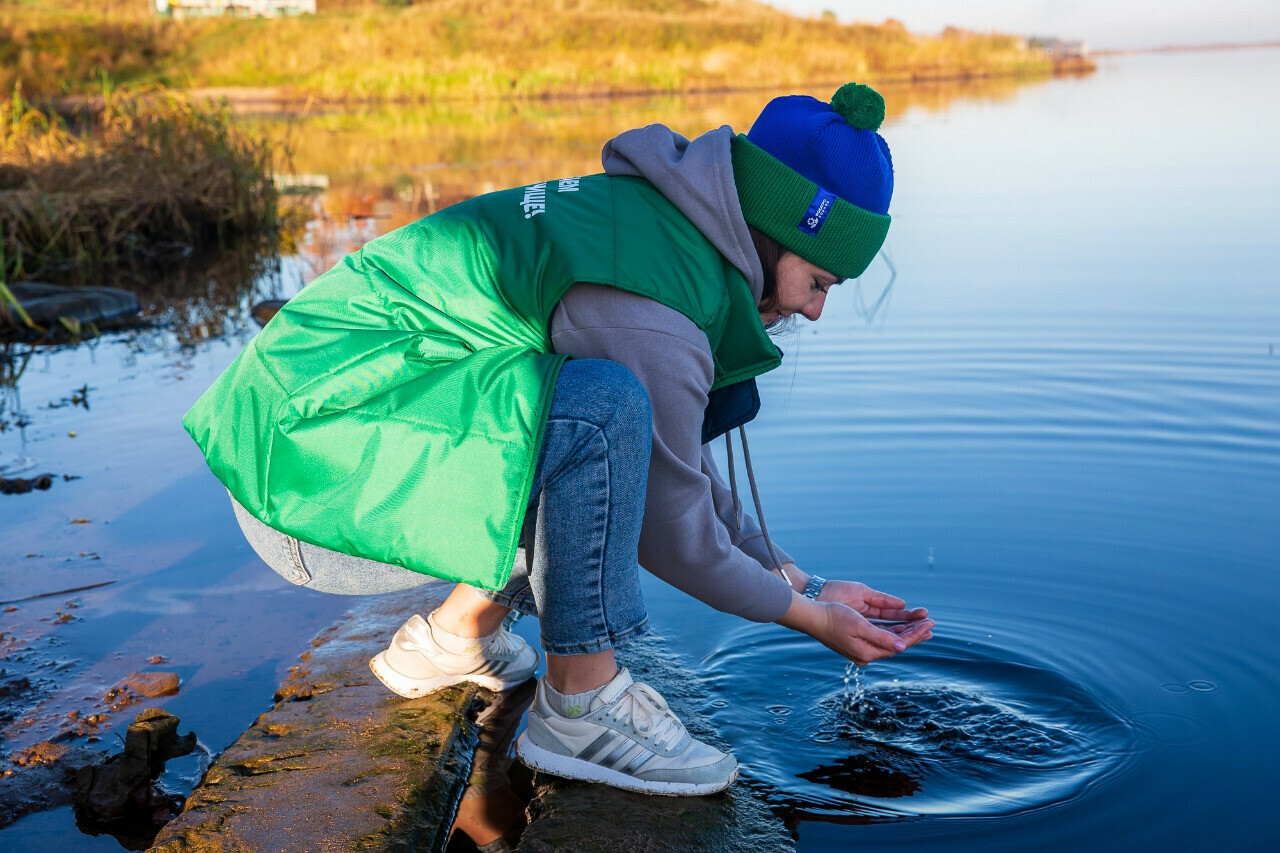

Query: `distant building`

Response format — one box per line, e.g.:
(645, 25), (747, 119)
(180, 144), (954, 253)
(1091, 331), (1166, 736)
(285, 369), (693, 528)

(1029, 37), (1090, 60)
(153, 0), (316, 18)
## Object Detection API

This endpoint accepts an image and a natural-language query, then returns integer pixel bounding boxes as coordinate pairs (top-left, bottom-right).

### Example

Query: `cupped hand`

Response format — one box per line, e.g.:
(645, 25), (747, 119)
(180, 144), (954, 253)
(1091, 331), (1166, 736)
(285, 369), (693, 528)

(814, 601), (934, 666)
(818, 579), (930, 624)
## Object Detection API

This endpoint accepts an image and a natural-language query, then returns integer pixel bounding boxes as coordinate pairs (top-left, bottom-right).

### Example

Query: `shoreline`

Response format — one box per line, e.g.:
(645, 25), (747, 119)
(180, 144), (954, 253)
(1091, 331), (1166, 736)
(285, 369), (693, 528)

(58, 63), (1090, 116)
(1093, 39), (1280, 56)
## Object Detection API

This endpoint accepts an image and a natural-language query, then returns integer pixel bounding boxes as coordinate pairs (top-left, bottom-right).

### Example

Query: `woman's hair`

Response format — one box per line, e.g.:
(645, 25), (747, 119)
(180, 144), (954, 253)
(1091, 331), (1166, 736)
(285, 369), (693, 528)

(749, 226), (792, 333)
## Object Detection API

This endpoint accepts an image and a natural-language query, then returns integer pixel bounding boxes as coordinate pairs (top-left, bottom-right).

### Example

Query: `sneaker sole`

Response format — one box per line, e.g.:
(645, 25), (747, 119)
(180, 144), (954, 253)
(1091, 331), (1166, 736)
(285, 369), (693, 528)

(514, 732), (737, 797)
(368, 651), (527, 697)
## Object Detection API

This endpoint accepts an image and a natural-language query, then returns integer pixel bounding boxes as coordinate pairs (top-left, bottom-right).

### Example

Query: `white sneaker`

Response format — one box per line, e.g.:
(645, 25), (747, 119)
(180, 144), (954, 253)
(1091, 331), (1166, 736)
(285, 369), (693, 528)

(514, 667), (738, 796)
(369, 614), (538, 697)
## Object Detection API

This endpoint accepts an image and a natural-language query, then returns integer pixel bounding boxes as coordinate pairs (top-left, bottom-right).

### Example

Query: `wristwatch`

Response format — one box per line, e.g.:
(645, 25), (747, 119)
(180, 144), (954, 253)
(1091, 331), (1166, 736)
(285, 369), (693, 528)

(802, 574), (828, 600)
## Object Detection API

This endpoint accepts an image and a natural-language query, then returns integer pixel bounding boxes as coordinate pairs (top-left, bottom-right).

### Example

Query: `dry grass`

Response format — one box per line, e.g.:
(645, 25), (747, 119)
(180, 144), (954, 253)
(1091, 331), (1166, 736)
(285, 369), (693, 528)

(2, 0), (1068, 103)
(0, 85), (280, 286)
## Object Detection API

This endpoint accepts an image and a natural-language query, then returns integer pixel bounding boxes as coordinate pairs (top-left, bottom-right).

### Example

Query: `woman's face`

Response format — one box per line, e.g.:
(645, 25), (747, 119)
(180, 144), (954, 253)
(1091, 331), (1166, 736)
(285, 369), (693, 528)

(759, 252), (841, 326)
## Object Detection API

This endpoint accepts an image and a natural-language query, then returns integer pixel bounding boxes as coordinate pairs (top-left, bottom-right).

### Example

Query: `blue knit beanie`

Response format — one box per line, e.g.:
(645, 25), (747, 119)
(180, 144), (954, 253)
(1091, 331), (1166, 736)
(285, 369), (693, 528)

(731, 82), (894, 279)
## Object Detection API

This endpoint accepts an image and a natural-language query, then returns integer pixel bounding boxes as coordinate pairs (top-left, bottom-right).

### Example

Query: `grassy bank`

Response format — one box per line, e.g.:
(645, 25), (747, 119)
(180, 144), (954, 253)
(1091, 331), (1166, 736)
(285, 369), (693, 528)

(0, 86), (279, 290)
(1, 0), (1079, 103)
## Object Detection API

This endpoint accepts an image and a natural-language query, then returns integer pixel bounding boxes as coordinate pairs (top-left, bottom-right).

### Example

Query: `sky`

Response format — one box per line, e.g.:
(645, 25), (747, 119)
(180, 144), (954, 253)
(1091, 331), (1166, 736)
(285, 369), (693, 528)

(765, 1), (1280, 50)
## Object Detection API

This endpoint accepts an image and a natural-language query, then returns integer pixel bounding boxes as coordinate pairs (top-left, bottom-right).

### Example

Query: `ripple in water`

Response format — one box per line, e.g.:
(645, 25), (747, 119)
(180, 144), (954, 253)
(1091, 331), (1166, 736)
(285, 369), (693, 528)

(703, 630), (1134, 821)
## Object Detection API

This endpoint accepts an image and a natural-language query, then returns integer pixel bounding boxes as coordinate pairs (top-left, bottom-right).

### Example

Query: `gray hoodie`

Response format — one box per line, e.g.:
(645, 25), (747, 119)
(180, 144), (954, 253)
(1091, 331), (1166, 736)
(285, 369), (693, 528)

(546, 125), (794, 623)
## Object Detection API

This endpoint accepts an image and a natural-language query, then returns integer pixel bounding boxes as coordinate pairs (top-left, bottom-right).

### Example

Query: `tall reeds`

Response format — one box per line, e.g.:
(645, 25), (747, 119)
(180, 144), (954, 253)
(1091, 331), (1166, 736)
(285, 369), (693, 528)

(5, 0), (1070, 104)
(0, 85), (280, 285)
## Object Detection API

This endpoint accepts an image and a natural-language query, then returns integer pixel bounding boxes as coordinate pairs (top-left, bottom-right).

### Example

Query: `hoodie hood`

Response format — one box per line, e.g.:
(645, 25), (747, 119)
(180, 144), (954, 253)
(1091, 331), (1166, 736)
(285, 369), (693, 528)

(602, 125), (766, 302)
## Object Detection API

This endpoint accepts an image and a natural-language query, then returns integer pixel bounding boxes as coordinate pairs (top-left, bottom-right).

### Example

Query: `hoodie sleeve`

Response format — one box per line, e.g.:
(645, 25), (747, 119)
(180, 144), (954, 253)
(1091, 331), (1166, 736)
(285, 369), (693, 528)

(550, 284), (794, 623)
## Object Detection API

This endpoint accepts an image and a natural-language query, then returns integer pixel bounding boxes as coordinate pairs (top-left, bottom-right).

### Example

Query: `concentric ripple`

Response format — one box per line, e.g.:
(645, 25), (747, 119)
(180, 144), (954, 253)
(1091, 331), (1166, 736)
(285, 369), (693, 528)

(701, 628), (1135, 821)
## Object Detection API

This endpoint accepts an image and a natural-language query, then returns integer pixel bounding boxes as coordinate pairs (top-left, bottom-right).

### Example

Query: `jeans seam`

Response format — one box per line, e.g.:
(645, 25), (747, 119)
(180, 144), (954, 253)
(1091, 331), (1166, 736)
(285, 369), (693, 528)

(595, 424), (613, 648)
(286, 536), (311, 585)
(541, 415), (608, 483)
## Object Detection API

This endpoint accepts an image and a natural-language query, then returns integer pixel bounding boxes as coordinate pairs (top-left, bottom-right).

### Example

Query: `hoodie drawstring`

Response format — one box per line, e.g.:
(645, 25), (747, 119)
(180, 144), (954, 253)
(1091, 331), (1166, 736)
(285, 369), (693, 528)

(724, 430), (742, 531)
(724, 427), (793, 589)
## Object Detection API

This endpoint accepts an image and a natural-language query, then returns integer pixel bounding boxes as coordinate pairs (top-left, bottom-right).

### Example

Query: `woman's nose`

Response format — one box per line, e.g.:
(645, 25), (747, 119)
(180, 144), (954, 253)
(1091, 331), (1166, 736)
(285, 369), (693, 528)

(801, 292), (826, 321)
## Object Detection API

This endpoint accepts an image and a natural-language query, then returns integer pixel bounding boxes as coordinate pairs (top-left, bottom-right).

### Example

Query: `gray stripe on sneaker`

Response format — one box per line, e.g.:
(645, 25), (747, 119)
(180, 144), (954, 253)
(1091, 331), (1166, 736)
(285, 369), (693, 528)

(579, 731), (623, 762)
(599, 739), (638, 768)
(609, 743), (650, 772)
(487, 658), (511, 677)
(621, 748), (656, 775)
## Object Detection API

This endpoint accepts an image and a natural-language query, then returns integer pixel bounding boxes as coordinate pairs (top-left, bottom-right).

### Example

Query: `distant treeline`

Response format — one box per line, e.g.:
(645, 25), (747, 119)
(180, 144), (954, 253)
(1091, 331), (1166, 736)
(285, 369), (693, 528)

(1, 0), (1084, 103)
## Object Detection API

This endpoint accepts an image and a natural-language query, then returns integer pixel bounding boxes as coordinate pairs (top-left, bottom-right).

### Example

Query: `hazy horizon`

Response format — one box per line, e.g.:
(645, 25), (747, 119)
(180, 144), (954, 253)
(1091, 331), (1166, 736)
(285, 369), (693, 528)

(767, 1), (1280, 51)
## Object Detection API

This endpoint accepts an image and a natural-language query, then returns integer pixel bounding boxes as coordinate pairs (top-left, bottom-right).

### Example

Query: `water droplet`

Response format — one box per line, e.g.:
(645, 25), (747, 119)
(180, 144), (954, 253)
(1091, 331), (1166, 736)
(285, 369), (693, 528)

(926, 547), (935, 566)
(1187, 680), (1217, 692)
(1159, 682), (1193, 694)
(842, 661), (866, 707)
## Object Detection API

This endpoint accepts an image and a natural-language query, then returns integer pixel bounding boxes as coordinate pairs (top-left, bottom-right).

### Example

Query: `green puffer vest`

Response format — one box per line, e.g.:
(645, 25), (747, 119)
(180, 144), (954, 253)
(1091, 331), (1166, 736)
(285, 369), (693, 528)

(183, 174), (782, 589)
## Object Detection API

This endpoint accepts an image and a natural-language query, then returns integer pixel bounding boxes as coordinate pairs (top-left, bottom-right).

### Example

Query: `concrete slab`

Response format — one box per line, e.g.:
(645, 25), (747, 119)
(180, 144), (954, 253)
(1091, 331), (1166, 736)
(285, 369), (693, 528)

(147, 583), (794, 852)
(149, 584), (481, 853)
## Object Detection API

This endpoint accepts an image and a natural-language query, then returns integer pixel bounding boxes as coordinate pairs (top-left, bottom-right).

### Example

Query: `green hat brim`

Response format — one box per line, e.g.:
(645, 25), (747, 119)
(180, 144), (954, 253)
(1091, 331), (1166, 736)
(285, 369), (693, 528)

(731, 135), (890, 280)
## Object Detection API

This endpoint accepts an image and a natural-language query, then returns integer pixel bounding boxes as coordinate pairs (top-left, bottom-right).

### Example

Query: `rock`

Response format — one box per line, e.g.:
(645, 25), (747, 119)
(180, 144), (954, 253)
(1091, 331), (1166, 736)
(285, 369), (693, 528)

(1, 281), (141, 334)
(0, 473), (55, 495)
(150, 585), (483, 853)
(71, 708), (197, 848)
(251, 299), (288, 327)
(0, 743), (106, 829)
(0, 671), (37, 725)
(114, 672), (181, 700)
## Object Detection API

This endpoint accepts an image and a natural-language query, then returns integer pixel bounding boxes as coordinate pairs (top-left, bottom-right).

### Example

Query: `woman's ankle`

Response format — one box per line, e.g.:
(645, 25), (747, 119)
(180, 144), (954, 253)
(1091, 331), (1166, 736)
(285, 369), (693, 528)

(431, 585), (511, 638)
(545, 649), (617, 694)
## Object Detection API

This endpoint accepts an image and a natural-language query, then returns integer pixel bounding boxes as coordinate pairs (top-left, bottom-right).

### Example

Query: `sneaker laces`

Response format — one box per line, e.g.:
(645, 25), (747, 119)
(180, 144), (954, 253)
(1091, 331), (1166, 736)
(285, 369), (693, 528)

(608, 683), (685, 750)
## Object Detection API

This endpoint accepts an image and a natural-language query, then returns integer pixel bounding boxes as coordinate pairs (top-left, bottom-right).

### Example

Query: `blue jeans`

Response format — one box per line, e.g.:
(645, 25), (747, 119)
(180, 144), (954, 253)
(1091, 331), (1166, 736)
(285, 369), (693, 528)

(231, 357), (652, 657)
(478, 358), (652, 655)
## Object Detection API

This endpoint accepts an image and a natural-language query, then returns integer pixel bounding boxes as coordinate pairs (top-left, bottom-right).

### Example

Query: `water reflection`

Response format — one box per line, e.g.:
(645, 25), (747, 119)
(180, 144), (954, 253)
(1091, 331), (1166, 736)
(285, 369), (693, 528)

(797, 748), (924, 801)
(241, 75), (1049, 246)
(447, 679), (536, 853)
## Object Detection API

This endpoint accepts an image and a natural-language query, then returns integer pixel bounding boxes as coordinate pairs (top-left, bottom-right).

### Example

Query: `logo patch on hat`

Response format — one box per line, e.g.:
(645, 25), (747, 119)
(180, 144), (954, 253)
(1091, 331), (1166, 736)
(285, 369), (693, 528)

(797, 187), (837, 237)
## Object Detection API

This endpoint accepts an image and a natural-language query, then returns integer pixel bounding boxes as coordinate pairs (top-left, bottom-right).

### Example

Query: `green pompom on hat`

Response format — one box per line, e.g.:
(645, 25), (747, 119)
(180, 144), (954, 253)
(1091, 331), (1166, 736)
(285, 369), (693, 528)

(732, 82), (894, 280)
(830, 81), (886, 131)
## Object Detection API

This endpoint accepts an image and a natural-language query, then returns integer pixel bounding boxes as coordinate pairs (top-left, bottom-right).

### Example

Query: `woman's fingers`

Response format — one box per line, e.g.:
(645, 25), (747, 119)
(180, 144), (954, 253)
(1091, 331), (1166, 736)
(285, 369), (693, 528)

(812, 602), (936, 667)
(846, 616), (935, 662)
(866, 606), (929, 621)
(898, 619), (934, 645)
(846, 610), (908, 652)
(864, 588), (908, 610)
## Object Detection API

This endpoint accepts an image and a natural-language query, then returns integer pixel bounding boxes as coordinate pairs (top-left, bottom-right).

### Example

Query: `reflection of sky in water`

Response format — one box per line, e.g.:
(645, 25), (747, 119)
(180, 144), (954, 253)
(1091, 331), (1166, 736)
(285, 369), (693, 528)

(2, 48), (1279, 849)
(646, 49), (1280, 848)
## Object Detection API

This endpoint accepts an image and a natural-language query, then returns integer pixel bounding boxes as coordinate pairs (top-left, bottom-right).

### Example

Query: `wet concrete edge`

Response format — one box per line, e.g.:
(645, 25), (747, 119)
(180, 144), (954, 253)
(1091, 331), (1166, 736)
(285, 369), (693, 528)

(148, 584), (481, 853)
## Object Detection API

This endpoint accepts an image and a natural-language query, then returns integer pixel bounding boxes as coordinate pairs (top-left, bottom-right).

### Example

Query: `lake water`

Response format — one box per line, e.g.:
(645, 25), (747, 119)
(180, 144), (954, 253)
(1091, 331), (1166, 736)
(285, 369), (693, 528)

(3, 47), (1278, 849)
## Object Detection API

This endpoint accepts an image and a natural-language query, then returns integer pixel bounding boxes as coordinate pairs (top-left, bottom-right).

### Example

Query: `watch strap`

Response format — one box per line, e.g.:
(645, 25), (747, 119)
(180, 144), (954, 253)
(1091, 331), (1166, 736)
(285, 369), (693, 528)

(802, 574), (828, 600)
